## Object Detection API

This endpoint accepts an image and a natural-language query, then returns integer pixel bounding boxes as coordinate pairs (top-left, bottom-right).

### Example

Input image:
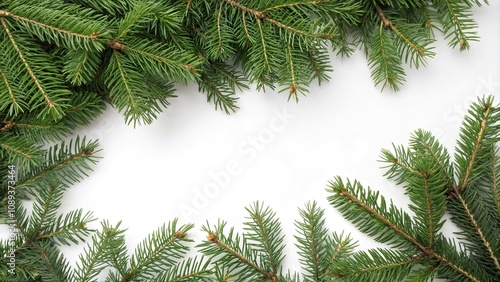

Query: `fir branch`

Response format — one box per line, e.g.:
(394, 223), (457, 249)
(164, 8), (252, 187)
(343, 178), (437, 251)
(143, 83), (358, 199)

(28, 240), (72, 281)
(329, 179), (425, 251)
(38, 209), (95, 246)
(226, 0), (334, 40)
(150, 257), (213, 282)
(431, 0), (479, 50)
(1, 18), (57, 116)
(0, 67), (22, 116)
(294, 201), (330, 281)
(333, 249), (424, 281)
(456, 101), (495, 194)
(368, 21), (405, 91)
(491, 149), (500, 215)
(243, 202), (285, 279)
(74, 221), (126, 282)
(29, 179), (65, 240)
(452, 192), (500, 270)
(0, 10), (101, 43)
(15, 137), (99, 190)
(62, 49), (102, 86)
(199, 220), (275, 281)
(376, 4), (425, 57)
(125, 221), (194, 281)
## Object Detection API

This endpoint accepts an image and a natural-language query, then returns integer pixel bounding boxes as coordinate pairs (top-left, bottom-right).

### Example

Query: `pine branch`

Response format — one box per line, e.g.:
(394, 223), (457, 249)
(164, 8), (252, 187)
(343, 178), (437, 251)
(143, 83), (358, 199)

(368, 21), (405, 91)
(294, 201), (329, 281)
(0, 18), (68, 121)
(74, 221), (126, 282)
(28, 179), (65, 240)
(328, 178), (421, 252)
(150, 257), (213, 282)
(39, 209), (95, 246)
(332, 248), (424, 281)
(199, 220), (276, 281)
(455, 97), (499, 195)
(15, 137), (99, 190)
(431, 0), (480, 50)
(243, 202), (285, 279)
(0, 7), (105, 51)
(124, 221), (194, 281)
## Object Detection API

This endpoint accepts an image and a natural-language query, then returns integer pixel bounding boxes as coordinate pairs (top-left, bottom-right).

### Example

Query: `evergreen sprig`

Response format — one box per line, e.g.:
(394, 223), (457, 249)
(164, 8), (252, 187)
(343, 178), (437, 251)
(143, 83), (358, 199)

(328, 95), (500, 281)
(0, 0), (490, 125)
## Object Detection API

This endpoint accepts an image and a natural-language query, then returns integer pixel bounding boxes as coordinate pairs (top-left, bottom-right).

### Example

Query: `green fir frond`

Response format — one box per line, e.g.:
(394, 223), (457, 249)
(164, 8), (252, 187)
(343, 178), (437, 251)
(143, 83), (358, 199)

(62, 49), (102, 86)
(294, 201), (330, 281)
(74, 220), (126, 282)
(66, 0), (134, 17)
(199, 219), (271, 281)
(327, 177), (419, 252)
(26, 240), (72, 281)
(454, 96), (500, 194)
(150, 257), (213, 282)
(15, 136), (100, 191)
(124, 220), (195, 281)
(40, 209), (95, 246)
(367, 21), (405, 91)
(381, 129), (451, 247)
(431, 0), (480, 50)
(27, 179), (66, 240)
(243, 202), (286, 277)
(0, 23), (70, 121)
(104, 50), (170, 126)
(332, 248), (423, 281)
(197, 61), (245, 114)
(0, 65), (28, 117)
(3, 1), (107, 51)
(0, 133), (44, 169)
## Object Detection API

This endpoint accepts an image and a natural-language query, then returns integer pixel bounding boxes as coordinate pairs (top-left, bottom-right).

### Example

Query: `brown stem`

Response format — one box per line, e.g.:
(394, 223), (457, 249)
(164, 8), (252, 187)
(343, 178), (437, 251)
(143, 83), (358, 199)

(0, 68), (18, 109)
(1, 121), (15, 132)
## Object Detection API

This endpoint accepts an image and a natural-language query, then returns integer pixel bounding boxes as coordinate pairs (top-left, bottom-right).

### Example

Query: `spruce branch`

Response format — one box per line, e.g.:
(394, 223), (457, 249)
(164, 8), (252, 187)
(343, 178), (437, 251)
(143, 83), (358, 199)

(199, 220), (274, 281)
(0, 17), (67, 121)
(74, 221), (126, 282)
(328, 95), (500, 281)
(15, 137), (100, 191)
(125, 221), (195, 281)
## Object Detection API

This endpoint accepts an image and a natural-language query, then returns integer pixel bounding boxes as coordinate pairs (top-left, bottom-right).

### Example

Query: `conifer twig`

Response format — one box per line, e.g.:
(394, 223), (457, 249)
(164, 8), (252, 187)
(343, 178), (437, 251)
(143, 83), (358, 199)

(0, 17), (54, 108)
(225, 0), (334, 39)
(206, 232), (277, 280)
(0, 10), (100, 41)
(375, 4), (425, 57)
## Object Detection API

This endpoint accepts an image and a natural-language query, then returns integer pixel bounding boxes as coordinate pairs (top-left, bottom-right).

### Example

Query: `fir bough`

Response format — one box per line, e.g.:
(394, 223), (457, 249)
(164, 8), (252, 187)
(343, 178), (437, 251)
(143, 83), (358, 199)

(0, 0), (490, 125)
(1, 96), (499, 281)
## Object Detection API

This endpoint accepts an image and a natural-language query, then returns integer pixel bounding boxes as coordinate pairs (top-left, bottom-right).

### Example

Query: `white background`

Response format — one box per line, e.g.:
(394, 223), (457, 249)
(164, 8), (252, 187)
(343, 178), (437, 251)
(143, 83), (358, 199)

(20, 3), (500, 279)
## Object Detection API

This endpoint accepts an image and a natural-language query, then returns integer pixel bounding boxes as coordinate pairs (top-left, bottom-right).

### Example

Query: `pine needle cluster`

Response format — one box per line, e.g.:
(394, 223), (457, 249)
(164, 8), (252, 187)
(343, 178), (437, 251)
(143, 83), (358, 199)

(0, 0), (489, 126)
(1, 92), (499, 281)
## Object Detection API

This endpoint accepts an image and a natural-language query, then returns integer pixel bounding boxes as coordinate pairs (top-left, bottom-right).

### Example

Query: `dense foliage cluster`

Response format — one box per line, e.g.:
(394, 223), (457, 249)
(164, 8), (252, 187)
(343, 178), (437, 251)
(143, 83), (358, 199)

(0, 0), (488, 126)
(0, 0), (497, 281)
